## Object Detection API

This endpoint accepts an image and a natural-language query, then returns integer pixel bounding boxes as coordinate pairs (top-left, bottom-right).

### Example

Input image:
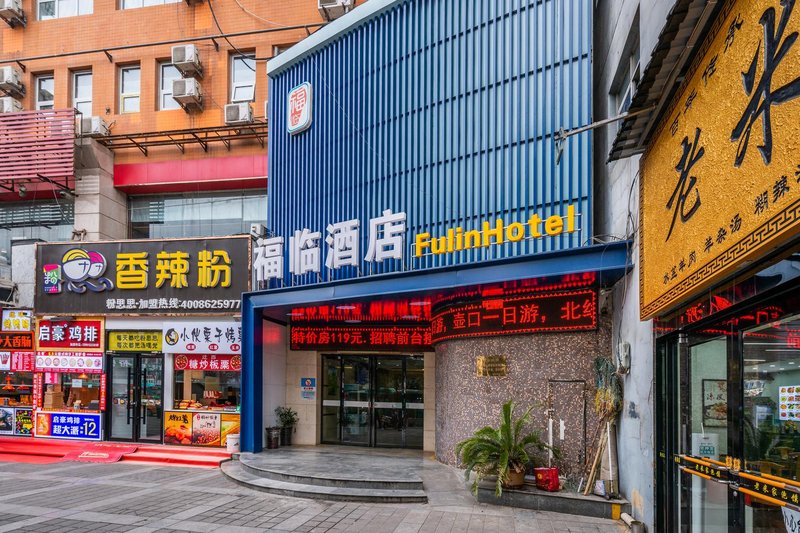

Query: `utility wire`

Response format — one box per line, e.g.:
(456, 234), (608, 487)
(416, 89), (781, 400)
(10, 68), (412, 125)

(207, 0), (271, 69)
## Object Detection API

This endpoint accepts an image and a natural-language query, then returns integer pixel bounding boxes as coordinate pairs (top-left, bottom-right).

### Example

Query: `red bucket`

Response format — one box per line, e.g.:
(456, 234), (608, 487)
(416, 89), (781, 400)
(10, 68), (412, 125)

(534, 467), (560, 492)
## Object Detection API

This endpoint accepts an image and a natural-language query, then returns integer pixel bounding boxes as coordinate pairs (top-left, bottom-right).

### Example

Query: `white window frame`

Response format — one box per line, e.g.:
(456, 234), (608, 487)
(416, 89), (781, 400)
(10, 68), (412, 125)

(35, 75), (55, 111)
(38, 0), (92, 20)
(158, 62), (181, 111)
(230, 55), (256, 104)
(122, 0), (179, 9)
(72, 70), (92, 116)
(119, 66), (141, 114)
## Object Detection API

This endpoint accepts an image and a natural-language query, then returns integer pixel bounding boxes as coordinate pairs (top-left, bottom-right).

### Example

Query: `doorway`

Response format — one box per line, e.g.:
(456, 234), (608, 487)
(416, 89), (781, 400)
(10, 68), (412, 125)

(321, 354), (424, 448)
(108, 354), (164, 443)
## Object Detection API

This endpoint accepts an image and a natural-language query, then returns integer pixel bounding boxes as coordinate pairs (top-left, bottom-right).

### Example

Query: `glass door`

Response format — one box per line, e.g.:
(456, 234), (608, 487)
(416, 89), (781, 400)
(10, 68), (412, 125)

(109, 355), (135, 440)
(139, 356), (163, 443)
(374, 357), (403, 447)
(404, 356), (424, 449)
(108, 354), (164, 443)
(321, 356), (341, 443)
(341, 356), (370, 445)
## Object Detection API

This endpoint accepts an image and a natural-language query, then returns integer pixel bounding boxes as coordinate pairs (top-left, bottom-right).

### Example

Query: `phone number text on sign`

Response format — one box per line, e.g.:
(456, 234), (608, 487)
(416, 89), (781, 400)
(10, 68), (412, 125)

(106, 298), (241, 311)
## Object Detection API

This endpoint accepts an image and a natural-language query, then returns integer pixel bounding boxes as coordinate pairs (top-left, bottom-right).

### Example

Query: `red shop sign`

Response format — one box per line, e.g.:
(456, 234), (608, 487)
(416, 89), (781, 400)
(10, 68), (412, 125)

(11, 352), (34, 372)
(174, 354), (241, 372)
(0, 331), (34, 351)
(99, 373), (107, 411)
(37, 320), (103, 350)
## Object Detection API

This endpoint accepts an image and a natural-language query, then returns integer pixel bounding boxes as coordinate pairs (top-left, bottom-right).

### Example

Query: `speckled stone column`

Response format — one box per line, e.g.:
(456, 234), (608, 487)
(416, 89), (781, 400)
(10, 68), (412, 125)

(434, 315), (612, 481)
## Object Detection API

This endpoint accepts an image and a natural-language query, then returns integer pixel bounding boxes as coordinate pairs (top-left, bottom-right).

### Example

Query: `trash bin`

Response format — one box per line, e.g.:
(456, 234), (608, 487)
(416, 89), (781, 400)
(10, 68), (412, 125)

(226, 434), (240, 453)
(265, 427), (281, 449)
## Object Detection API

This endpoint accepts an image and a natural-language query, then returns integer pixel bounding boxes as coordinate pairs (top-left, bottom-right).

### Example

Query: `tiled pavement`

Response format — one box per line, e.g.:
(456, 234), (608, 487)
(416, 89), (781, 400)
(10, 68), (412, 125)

(0, 460), (628, 532)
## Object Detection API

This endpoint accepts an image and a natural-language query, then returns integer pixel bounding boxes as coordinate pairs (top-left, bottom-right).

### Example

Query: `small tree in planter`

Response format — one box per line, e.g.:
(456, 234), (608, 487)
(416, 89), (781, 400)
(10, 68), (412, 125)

(455, 400), (557, 497)
(275, 406), (299, 446)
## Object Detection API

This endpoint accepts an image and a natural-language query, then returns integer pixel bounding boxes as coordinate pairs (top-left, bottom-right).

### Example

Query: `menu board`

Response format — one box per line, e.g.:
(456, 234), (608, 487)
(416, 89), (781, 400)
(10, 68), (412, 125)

(14, 408), (32, 436)
(779, 386), (800, 421)
(163, 410), (239, 447)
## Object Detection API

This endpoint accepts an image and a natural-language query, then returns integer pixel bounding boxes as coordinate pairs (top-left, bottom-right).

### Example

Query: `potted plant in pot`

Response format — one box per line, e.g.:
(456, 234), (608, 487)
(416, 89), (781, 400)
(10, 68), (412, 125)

(455, 400), (557, 496)
(275, 406), (299, 446)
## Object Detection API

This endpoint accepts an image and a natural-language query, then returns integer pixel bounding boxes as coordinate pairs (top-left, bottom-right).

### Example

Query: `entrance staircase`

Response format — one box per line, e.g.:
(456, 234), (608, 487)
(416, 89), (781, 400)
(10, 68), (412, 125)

(221, 446), (428, 503)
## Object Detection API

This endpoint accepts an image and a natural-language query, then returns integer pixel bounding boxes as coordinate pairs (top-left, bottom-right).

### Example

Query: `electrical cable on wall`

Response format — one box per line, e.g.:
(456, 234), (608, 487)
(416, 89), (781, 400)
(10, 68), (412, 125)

(207, 0), (272, 69)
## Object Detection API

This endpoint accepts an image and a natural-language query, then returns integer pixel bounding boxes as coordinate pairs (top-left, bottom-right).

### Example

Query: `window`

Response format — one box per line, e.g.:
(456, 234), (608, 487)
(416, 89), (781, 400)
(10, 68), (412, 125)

(72, 71), (92, 116)
(610, 12), (640, 121)
(122, 0), (179, 8)
(128, 191), (266, 240)
(35, 75), (54, 110)
(173, 363), (240, 412)
(158, 62), (181, 111)
(38, 0), (92, 20)
(230, 55), (256, 103)
(120, 66), (141, 114)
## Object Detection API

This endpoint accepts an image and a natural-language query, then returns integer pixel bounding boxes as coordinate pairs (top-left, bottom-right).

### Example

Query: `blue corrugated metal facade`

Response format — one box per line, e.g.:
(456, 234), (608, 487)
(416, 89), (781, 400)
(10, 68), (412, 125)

(266, 0), (593, 287)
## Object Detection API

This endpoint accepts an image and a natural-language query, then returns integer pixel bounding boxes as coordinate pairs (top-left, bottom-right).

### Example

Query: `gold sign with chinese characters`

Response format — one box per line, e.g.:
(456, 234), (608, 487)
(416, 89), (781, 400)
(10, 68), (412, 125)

(476, 355), (508, 377)
(108, 331), (162, 352)
(640, 0), (800, 319)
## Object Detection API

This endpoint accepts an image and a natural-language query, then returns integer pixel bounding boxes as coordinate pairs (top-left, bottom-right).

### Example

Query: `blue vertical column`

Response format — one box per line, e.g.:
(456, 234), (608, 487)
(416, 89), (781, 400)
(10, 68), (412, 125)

(241, 295), (263, 452)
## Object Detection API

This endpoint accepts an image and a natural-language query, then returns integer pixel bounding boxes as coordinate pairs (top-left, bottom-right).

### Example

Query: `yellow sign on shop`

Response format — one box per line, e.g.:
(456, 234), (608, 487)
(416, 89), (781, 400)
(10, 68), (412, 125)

(108, 331), (162, 352)
(640, 0), (800, 319)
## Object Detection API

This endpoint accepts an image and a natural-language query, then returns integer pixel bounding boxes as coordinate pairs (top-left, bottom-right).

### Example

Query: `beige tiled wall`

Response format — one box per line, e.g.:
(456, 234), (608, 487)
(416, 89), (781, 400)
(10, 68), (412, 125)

(424, 351), (435, 452)
(285, 350), (319, 445)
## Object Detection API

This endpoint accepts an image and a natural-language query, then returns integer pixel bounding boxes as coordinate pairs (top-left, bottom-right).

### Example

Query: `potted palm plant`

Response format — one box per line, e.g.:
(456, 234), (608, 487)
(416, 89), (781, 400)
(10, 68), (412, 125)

(275, 406), (299, 446)
(455, 400), (556, 496)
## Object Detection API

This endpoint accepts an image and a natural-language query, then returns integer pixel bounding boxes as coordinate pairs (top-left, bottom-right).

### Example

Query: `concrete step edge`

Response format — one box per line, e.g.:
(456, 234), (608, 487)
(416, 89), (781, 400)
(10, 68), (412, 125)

(238, 459), (424, 490)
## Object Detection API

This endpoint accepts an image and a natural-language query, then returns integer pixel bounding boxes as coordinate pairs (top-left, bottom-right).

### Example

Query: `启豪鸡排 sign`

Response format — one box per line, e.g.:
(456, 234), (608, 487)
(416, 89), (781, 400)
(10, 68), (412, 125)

(640, 0), (800, 319)
(35, 237), (251, 316)
(37, 319), (103, 351)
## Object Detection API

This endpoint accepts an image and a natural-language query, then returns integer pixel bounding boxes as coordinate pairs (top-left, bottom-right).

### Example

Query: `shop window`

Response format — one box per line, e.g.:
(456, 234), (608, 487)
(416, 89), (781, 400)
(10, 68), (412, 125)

(122, 0), (179, 8)
(128, 191), (266, 240)
(0, 371), (33, 408)
(119, 65), (141, 114)
(35, 75), (54, 110)
(38, 0), (92, 19)
(158, 62), (181, 111)
(173, 370), (239, 411)
(72, 70), (92, 116)
(44, 373), (102, 412)
(609, 10), (640, 128)
(230, 54), (256, 103)
(0, 201), (74, 267)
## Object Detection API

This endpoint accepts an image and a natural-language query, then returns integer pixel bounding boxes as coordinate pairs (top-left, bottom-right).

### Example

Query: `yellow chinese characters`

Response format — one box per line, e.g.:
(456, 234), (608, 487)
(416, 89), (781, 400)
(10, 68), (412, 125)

(116, 252), (149, 289)
(198, 250), (231, 288)
(155, 251), (190, 289)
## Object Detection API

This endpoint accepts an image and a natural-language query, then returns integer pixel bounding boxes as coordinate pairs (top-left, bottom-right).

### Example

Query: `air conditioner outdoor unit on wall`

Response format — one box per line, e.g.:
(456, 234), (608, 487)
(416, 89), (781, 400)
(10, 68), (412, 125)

(0, 0), (24, 25)
(224, 102), (253, 126)
(171, 44), (203, 78)
(172, 78), (203, 110)
(318, 0), (352, 20)
(0, 66), (23, 97)
(81, 116), (109, 137)
(0, 96), (22, 113)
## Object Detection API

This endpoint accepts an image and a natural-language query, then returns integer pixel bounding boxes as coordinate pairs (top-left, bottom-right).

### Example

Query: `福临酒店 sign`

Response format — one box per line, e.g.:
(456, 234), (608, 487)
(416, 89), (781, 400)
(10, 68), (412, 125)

(35, 236), (251, 315)
(640, 0), (800, 319)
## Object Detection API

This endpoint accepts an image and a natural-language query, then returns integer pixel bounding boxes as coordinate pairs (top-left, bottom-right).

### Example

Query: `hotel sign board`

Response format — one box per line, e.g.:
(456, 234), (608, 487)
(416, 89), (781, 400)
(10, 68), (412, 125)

(640, 0), (800, 319)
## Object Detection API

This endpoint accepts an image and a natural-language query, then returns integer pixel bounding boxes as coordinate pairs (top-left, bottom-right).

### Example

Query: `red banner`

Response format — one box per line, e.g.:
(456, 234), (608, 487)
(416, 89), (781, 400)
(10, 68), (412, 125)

(0, 332), (34, 351)
(11, 352), (34, 372)
(36, 319), (103, 350)
(99, 373), (107, 411)
(174, 354), (241, 372)
(32, 373), (42, 409)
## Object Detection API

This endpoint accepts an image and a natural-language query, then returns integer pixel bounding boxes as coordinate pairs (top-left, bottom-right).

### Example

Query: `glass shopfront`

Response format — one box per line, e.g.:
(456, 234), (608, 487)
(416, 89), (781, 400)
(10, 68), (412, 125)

(657, 245), (800, 532)
(322, 354), (424, 449)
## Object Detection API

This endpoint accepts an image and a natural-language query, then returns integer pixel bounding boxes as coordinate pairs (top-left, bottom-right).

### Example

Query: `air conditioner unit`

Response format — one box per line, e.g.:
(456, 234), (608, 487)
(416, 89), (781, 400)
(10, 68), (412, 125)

(318, 0), (352, 20)
(171, 44), (203, 78)
(0, 66), (23, 97)
(81, 116), (109, 137)
(0, 96), (22, 113)
(0, 0), (24, 24)
(172, 78), (203, 110)
(225, 102), (253, 126)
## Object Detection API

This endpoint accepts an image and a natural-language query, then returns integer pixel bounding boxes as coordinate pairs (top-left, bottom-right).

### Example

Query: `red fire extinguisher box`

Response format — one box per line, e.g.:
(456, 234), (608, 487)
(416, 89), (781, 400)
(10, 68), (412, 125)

(534, 467), (560, 492)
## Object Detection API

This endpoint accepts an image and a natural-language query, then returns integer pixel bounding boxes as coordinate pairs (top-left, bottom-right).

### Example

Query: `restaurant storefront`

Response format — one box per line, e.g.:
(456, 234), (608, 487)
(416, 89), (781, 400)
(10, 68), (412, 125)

(33, 236), (249, 447)
(638, 0), (800, 530)
(0, 310), (35, 437)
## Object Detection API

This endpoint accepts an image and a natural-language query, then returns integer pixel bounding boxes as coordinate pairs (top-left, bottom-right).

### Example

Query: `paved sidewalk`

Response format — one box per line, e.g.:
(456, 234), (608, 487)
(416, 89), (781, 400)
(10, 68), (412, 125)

(0, 460), (627, 532)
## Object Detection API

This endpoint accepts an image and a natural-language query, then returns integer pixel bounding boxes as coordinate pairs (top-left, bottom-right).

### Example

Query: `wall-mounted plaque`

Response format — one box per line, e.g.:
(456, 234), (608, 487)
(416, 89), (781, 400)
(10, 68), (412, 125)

(476, 355), (507, 377)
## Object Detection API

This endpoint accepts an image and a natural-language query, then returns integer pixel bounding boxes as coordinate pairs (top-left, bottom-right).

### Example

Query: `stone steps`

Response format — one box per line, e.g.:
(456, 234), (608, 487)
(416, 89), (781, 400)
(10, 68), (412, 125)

(221, 460), (428, 503)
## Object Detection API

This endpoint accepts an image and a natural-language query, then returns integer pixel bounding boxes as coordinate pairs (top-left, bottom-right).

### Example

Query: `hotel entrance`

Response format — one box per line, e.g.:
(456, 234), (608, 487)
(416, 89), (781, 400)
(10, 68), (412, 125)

(321, 354), (424, 449)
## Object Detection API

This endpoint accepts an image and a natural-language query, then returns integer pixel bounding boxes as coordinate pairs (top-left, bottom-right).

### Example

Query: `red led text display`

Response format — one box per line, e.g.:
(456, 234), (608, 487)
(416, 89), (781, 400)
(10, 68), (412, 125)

(431, 290), (597, 343)
(0, 332), (34, 351)
(290, 326), (432, 352)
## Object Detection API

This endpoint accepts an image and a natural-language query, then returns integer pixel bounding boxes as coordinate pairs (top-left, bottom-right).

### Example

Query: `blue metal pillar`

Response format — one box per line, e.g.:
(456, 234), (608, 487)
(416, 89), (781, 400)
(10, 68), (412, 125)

(241, 295), (263, 452)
